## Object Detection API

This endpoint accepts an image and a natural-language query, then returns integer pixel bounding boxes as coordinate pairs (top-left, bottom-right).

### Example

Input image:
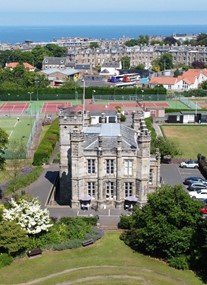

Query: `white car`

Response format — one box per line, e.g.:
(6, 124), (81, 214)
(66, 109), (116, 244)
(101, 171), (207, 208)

(180, 160), (199, 168)
(188, 189), (207, 200)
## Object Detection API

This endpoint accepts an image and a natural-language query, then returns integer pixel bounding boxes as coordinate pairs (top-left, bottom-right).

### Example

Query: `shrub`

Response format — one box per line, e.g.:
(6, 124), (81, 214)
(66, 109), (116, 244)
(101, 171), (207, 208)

(53, 239), (83, 251)
(33, 118), (59, 166)
(84, 227), (104, 241)
(0, 253), (13, 268)
(118, 215), (133, 229)
(168, 255), (189, 270)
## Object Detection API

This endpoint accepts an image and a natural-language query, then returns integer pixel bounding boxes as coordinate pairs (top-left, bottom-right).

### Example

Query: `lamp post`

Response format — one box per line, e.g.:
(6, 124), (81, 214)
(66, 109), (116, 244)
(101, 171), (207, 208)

(28, 92), (33, 116)
(82, 79), (85, 127)
(92, 90), (96, 103)
(35, 78), (39, 101)
(7, 93), (10, 101)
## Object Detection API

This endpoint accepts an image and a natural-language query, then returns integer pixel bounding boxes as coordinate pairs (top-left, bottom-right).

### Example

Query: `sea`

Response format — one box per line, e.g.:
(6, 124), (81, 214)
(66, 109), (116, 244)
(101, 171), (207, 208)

(0, 25), (207, 44)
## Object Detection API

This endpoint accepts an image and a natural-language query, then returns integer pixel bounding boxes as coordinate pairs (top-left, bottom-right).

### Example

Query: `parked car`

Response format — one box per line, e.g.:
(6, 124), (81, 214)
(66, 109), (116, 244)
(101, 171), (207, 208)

(188, 182), (207, 191)
(180, 160), (199, 168)
(200, 206), (207, 215)
(188, 189), (207, 200)
(184, 176), (206, 185)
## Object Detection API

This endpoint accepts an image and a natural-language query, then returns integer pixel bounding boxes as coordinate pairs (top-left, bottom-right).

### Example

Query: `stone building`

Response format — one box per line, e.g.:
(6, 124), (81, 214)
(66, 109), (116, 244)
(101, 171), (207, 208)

(59, 108), (161, 209)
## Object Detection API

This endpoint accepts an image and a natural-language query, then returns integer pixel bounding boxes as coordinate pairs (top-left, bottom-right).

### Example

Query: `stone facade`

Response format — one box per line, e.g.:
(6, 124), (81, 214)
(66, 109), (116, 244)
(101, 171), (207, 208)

(59, 109), (161, 209)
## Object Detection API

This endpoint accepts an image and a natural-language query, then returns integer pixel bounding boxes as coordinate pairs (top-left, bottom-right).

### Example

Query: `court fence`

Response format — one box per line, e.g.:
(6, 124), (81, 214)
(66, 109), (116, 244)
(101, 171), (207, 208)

(179, 95), (201, 110)
(93, 94), (175, 102)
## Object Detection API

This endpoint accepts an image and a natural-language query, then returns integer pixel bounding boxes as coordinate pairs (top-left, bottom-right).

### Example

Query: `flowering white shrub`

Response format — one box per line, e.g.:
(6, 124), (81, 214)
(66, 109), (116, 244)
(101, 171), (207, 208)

(3, 198), (53, 235)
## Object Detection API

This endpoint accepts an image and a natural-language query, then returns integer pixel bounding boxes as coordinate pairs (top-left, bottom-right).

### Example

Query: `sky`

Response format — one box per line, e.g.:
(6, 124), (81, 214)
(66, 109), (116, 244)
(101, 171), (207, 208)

(1, 0), (207, 26)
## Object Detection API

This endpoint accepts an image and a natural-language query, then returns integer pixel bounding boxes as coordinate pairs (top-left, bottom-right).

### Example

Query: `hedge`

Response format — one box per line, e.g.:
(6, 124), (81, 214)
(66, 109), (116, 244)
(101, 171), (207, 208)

(4, 166), (43, 196)
(33, 119), (59, 166)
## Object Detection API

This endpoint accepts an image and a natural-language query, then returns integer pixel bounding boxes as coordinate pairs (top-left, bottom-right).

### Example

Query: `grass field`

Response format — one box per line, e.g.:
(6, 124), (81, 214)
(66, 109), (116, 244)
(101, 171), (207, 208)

(161, 125), (207, 159)
(0, 232), (204, 285)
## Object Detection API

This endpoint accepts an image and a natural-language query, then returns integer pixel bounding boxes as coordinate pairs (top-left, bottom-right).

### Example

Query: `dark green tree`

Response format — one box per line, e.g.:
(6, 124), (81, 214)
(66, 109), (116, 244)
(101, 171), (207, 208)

(89, 42), (99, 49)
(0, 220), (29, 256)
(121, 56), (130, 69)
(159, 53), (173, 71)
(163, 36), (178, 45)
(45, 44), (67, 57)
(122, 185), (204, 269)
(154, 136), (181, 161)
(0, 128), (8, 170)
(200, 80), (207, 89)
(137, 35), (149, 45)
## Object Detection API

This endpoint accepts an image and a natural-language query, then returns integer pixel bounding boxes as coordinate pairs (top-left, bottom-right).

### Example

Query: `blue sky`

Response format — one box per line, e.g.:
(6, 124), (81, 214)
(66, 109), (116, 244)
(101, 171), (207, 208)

(1, 0), (207, 25)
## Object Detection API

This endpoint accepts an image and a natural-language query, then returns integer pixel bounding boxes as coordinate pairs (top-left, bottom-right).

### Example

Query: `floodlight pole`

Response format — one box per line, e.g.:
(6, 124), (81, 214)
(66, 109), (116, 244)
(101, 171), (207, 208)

(82, 79), (85, 127)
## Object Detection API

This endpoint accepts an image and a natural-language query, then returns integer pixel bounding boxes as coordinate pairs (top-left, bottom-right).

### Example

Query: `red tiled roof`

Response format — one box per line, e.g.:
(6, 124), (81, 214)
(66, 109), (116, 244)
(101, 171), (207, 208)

(149, 77), (177, 85)
(5, 62), (35, 69)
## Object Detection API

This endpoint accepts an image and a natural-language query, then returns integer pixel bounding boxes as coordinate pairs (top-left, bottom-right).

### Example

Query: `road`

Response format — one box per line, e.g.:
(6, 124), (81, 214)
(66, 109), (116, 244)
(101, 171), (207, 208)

(18, 162), (205, 227)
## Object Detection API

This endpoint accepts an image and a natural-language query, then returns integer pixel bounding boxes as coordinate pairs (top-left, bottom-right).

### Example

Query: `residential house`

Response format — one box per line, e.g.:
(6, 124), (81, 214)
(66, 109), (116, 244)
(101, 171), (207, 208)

(42, 57), (69, 70)
(99, 61), (122, 77)
(149, 69), (207, 91)
(5, 62), (35, 71)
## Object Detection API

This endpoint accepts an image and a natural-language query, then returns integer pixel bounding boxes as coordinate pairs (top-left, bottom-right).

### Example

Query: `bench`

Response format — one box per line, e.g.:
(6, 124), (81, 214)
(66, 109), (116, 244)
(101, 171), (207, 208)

(82, 239), (94, 247)
(27, 248), (42, 257)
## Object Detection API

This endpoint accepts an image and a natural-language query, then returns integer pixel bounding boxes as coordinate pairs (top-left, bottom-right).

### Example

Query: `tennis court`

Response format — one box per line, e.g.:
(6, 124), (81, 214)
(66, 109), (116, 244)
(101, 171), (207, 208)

(0, 117), (35, 158)
(0, 102), (30, 114)
(41, 102), (72, 113)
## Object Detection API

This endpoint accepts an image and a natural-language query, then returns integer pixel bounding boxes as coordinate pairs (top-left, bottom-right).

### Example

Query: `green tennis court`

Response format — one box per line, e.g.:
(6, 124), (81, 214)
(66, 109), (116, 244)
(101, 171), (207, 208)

(0, 117), (35, 158)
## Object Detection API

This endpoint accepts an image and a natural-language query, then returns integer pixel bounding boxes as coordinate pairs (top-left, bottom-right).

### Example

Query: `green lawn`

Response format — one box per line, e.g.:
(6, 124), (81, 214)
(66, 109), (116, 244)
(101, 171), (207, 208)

(161, 125), (207, 159)
(0, 232), (204, 285)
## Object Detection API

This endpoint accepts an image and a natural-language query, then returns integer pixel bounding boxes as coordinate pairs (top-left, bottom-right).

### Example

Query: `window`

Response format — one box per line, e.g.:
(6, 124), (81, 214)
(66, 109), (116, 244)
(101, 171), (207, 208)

(125, 182), (132, 197)
(88, 182), (96, 198)
(106, 182), (114, 199)
(88, 159), (95, 174)
(106, 159), (114, 174)
(149, 169), (153, 183)
(124, 160), (133, 175)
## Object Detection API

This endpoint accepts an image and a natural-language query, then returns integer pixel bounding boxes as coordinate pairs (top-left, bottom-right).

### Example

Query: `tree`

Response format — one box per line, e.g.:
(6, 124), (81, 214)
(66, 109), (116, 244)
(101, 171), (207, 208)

(163, 36), (178, 45)
(0, 128), (8, 170)
(137, 35), (149, 45)
(45, 44), (67, 57)
(90, 42), (99, 49)
(121, 185), (204, 269)
(159, 53), (173, 71)
(191, 60), (205, 69)
(200, 80), (207, 89)
(3, 198), (52, 235)
(0, 220), (29, 255)
(6, 138), (26, 181)
(154, 136), (181, 161)
(121, 56), (130, 69)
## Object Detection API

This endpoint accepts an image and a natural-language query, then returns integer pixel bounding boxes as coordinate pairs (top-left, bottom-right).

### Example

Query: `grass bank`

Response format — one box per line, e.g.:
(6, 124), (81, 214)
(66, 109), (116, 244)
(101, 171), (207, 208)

(0, 232), (203, 285)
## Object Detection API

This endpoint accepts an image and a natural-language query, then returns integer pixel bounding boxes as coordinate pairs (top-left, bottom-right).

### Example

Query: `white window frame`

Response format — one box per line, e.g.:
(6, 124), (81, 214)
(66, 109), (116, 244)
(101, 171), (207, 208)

(106, 182), (114, 199)
(88, 159), (96, 174)
(106, 159), (114, 174)
(125, 182), (133, 197)
(124, 160), (133, 175)
(87, 182), (96, 198)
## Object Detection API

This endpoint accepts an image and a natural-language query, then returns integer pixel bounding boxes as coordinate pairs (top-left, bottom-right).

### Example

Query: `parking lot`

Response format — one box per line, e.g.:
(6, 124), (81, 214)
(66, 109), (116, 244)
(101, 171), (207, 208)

(161, 163), (205, 190)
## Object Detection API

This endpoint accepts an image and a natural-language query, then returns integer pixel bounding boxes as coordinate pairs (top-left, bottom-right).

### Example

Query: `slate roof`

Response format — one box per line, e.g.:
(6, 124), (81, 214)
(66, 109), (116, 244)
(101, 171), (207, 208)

(83, 123), (137, 150)
(43, 57), (66, 65)
(41, 68), (79, 76)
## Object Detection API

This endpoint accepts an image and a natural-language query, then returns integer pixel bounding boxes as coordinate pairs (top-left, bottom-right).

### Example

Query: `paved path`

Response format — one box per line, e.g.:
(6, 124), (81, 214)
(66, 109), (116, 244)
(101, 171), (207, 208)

(153, 122), (163, 137)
